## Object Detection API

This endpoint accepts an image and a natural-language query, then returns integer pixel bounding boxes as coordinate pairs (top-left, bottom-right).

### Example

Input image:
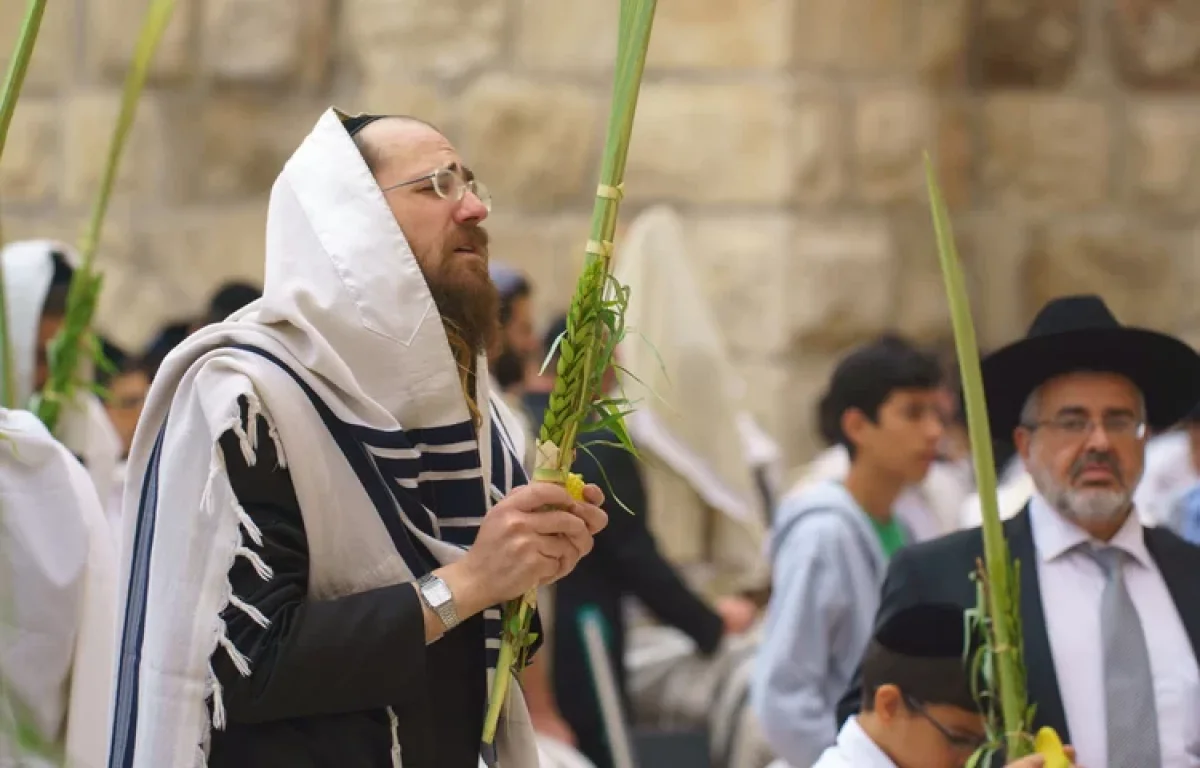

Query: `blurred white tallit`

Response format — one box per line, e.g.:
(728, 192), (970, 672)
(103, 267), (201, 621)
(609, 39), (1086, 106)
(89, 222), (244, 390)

(614, 205), (780, 595)
(0, 408), (118, 768)
(0, 240), (124, 516)
(615, 206), (781, 768)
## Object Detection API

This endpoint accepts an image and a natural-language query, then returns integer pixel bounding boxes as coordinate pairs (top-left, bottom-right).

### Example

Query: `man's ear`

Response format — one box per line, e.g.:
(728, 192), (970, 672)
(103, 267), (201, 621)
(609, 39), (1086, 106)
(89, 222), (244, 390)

(873, 684), (903, 723)
(1013, 426), (1032, 463)
(842, 407), (869, 448)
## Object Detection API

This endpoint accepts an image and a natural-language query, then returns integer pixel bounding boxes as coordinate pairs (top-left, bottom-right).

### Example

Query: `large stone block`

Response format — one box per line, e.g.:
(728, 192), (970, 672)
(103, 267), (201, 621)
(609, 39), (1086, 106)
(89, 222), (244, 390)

(62, 90), (166, 207)
(94, 265), (191, 353)
(86, 0), (194, 83)
(887, 209), (952, 343)
(0, 0), (72, 91)
(1128, 102), (1200, 212)
(1177, 229), (1200, 333)
(1025, 218), (1184, 331)
(458, 76), (602, 212)
(513, 0), (617, 73)
(342, 0), (504, 80)
(688, 215), (793, 359)
(794, 84), (845, 207)
(853, 88), (934, 204)
(917, 0), (969, 86)
(957, 213), (1031, 350)
(794, 0), (908, 74)
(935, 99), (975, 209)
(742, 352), (839, 471)
(970, 0), (1083, 88)
(0, 99), (60, 205)
(646, 0), (793, 70)
(137, 206), (268, 313)
(981, 94), (1110, 213)
(1111, 0), (1200, 89)
(786, 217), (897, 351)
(203, 0), (333, 85)
(625, 83), (793, 204)
(182, 93), (322, 202)
(355, 79), (449, 129)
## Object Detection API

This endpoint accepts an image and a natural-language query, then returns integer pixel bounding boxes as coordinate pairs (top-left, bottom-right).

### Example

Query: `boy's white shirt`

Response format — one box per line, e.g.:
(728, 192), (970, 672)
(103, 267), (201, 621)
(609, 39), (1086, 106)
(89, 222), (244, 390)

(766, 716), (897, 768)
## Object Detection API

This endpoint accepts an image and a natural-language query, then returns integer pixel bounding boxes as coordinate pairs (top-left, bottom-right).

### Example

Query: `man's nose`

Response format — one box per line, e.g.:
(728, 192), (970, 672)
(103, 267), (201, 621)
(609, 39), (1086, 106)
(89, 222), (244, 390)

(455, 190), (489, 224)
(1083, 420), (1114, 451)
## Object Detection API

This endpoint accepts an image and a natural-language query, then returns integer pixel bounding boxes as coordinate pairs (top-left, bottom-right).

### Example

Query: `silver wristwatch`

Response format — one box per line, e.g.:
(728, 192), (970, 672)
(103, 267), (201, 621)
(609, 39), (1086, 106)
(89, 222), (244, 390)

(417, 573), (460, 631)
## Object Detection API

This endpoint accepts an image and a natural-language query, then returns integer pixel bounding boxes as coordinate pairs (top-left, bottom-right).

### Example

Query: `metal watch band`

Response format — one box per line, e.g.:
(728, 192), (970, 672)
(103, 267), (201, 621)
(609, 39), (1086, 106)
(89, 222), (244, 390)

(417, 573), (460, 631)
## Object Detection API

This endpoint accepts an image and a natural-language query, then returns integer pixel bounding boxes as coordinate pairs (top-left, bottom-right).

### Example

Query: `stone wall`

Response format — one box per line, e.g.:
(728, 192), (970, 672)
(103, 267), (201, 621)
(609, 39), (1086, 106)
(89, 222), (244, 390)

(4, 0), (1200, 468)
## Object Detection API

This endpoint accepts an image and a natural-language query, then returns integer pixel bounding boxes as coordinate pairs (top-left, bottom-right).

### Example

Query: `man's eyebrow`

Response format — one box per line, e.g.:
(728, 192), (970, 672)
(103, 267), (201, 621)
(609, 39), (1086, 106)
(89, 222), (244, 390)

(1052, 405), (1137, 418)
(448, 161), (475, 182)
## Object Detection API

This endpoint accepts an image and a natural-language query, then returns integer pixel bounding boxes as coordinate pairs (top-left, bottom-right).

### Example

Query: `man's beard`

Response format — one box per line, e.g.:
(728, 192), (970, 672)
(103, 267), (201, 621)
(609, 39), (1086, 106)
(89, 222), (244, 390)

(1030, 449), (1137, 526)
(422, 227), (498, 356)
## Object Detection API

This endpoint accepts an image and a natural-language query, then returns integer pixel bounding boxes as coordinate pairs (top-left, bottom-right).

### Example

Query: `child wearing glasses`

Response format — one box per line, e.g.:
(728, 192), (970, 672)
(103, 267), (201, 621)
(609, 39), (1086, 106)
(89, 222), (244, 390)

(808, 602), (1075, 768)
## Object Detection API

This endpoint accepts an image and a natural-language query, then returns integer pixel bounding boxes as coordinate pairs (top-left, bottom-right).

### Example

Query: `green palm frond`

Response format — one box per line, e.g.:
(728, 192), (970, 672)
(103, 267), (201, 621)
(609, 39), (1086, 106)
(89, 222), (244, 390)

(0, 0), (48, 410)
(925, 155), (1035, 761)
(33, 0), (175, 434)
(482, 0), (659, 745)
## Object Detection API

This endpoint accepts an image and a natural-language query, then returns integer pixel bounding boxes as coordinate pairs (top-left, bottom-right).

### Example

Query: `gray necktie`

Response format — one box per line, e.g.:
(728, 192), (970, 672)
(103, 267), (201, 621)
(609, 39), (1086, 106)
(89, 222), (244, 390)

(1089, 546), (1162, 767)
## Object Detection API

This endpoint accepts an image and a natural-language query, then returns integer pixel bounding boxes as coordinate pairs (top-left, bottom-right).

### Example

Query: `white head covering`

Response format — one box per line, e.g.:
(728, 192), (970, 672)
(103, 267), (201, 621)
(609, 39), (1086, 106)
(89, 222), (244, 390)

(0, 408), (118, 768)
(614, 206), (781, 583)
(109, 109), (536, 767)
(0, 241), (123, 508)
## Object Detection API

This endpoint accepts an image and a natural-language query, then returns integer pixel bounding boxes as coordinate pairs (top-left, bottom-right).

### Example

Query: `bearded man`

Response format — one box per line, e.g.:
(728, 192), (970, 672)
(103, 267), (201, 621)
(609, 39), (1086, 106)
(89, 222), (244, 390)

(836, 295), (1200, 768)
(106, 111), (607, 768)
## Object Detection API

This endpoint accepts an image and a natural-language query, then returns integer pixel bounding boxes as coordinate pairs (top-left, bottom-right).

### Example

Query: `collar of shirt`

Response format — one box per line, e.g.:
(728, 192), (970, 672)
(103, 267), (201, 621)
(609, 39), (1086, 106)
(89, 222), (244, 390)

(1029, 492), (1152, 568)
(835, 716), (898, 767)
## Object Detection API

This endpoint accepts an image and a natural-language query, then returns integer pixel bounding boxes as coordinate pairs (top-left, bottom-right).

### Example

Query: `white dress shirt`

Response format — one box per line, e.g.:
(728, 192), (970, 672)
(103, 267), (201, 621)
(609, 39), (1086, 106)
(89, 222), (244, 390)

(1030, 495), (1200, 767)
(791, 715), (896, 768)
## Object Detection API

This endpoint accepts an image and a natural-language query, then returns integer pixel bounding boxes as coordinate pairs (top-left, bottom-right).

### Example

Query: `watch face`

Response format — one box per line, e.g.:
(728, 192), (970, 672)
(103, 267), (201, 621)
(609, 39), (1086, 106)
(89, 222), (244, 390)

(425, 578), (452, 605)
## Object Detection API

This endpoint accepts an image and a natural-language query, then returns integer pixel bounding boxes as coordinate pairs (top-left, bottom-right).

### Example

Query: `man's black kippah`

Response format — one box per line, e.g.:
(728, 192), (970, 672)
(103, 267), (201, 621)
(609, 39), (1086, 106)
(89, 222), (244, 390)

(342, 113), (387, 137)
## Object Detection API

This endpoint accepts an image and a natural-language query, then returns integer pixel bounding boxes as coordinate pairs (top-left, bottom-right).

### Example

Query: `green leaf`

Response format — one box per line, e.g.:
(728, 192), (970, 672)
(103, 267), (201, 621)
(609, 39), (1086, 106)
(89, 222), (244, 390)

(35, 0), (177, 435)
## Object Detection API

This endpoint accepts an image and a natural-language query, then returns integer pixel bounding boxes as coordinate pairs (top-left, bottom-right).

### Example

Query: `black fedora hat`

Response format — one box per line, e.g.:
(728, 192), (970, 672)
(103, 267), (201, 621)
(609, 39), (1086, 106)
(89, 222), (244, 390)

(981, 295), (1200, 437)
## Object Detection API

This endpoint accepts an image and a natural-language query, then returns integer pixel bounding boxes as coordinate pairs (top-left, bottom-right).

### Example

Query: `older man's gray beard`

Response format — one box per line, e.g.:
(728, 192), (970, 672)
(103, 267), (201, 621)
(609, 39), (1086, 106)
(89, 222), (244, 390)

(1029, 462), (1136, 525)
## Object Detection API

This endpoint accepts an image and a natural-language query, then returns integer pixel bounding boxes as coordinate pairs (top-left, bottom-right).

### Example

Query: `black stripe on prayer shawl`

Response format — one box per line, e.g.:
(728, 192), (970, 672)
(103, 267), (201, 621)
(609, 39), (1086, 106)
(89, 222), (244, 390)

(108, 420), (168, 768)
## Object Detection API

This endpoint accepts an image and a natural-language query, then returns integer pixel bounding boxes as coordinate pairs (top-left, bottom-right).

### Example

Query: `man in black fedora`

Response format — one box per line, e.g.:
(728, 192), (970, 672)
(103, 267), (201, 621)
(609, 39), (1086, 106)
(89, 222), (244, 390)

(836, 294), (1200, 768)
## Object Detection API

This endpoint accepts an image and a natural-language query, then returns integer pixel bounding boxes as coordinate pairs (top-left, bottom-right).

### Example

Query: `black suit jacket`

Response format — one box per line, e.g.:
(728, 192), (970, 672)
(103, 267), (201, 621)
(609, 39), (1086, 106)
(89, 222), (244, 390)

(835, 505), (1200, 743)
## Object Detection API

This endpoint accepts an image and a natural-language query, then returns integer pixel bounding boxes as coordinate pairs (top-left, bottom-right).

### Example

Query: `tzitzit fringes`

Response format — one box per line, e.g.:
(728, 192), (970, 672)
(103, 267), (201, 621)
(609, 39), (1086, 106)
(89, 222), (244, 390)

(202, 419), (276, 735)
(207, 664), (226, 730)
(387, 706), (403, 767)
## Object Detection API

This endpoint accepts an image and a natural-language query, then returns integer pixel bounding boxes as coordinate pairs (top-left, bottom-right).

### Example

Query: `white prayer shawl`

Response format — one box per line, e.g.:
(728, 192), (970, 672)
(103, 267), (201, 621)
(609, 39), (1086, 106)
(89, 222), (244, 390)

(0, 240), (124, 513)
(109, 108), (538, 768)
(613, 206), (781, 585)
(0, 408), (118, 768)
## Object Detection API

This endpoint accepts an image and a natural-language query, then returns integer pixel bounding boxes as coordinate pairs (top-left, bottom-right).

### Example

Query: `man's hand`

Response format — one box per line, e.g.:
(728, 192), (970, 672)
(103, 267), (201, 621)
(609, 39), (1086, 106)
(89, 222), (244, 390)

(441, 481), (607, 617)
(715, 595), (758, 635)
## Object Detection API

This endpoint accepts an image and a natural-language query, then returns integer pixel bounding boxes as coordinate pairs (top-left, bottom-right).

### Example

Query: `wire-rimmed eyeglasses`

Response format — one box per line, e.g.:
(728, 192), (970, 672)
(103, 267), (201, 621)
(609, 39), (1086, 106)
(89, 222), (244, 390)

(902, 694), (988, 752)
(381, 163), (492, 213)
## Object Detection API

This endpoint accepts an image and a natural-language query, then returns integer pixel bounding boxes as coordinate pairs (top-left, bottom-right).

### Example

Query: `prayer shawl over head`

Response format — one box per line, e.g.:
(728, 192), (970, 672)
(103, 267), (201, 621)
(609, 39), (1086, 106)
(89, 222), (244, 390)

(0, 241), (124, 511)
(0, 408), (118, 768)
(613, 206), (780, 591)
(109, 108), (537, 768)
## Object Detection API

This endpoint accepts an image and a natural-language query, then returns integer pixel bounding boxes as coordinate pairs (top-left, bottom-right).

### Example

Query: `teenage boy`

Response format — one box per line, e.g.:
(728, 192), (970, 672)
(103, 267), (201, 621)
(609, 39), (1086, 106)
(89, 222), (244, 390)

(752, 335), (944, 766)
